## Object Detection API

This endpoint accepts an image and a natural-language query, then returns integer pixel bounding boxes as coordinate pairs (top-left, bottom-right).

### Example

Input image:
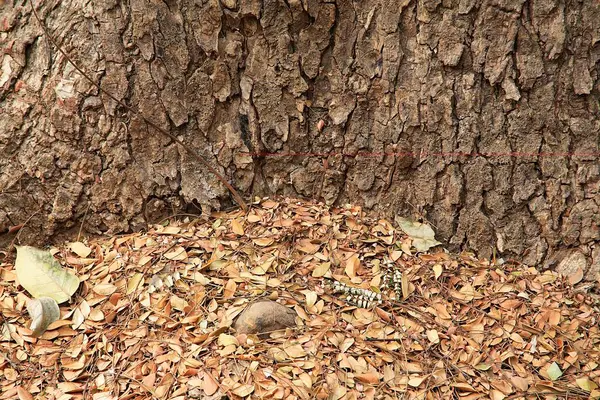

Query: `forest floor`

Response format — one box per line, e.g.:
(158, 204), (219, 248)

(1, 197), (600, 400)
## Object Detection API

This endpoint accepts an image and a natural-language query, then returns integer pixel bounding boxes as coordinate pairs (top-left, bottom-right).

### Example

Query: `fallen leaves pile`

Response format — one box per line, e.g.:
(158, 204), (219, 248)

(1, 197), (600, 400)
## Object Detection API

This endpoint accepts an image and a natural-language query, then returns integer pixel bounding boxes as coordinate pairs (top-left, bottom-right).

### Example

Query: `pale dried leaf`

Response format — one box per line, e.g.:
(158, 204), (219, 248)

(69, 242), (92, 258)
(15, 246), (80, 304)
(26, 297), (60, 338)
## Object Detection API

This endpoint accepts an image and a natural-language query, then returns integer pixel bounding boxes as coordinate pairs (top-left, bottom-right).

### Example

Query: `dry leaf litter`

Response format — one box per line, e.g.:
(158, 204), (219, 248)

(1, 197), (600, 400)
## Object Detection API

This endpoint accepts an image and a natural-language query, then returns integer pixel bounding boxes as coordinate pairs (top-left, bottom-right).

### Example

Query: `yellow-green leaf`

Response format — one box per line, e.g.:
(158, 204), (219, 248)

(15, 246), (80, 304)
(232, 384), (254, 397)
(312, 262), (330, 277)
(231, 219), (245, 235)
(547, 362), (562, 381)
(433, 263), (443, 279)
(126, 273), (144, 294)
(394, 216), (441, 252)
(426, 329), (440, 344)
(401, 273), (410, 299)
(576, 377), (598, 391)
(475, 363), (492, 371)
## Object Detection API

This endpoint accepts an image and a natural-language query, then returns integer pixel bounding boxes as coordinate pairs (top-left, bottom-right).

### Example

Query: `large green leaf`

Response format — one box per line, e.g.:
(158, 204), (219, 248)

(394, 216), (442, 252)
(15, 246), (80, 304)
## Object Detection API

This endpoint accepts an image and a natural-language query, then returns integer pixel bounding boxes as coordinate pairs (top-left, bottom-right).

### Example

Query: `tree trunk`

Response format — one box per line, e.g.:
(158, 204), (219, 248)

(1, 0), (599, 276)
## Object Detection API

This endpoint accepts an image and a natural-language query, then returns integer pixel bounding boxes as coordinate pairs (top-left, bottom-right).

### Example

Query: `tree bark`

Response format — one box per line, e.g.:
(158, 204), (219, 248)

(1, 0), (598, 276)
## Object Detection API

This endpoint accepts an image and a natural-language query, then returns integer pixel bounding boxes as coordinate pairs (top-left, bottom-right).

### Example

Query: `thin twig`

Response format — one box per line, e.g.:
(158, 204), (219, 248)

(9, 208), (41, 250)
(76, 201), (91, 242)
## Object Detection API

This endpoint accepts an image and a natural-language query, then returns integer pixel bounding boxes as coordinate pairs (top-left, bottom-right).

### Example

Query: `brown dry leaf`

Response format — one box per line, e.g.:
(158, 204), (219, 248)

(546, 309), (561, 326)
(89, 309), (104, 322)
(312, 262), (330, 277)
(345, 255), (359, 278)
(202, 372), (220, 395)
(401, 273), (411, 299)
(426, 329), (440, 344)
(576, 377), (598, 391)
(161, 226), (181, 235)
(247, 212), (261, 222)
(26, 297), (60, 337)
(232, 384), (254, 397)
(71, 301), (90, 330)
(126, 273), (144, 294)
(339, 337), (354, 353)
(298, 372), (313, 388)
(297, 239), (320, 254)
(390, 250), (402, 261)
(69, 242), (92, 258)
(408, 376), (426, 387)
(303, 290), (317, 308)
(57, 382), (84, 393)
(16, 386), (34, 400)
(355, 371), (381, 384)
(223, 279), (237, 299)
(489, 389), (506, 400)
(231, 219), (245, 235)
(433, 263), (443, 279)
(262, 199), (279, 208)
(92, 284), (117, 296)
(170, 294), (189, 311)
(284, 344), (307, 358)
(164, 247), (187, 261)
(510, 375), (529, 391)
(218, 334), (239, 347)
(451, 382), (476, 392)
(253, 237), (274, 247)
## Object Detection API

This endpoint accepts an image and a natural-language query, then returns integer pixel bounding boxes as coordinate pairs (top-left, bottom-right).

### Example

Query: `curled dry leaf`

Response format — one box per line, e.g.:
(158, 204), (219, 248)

(345, 255), (359, 278)
(26, 297), (60, 337)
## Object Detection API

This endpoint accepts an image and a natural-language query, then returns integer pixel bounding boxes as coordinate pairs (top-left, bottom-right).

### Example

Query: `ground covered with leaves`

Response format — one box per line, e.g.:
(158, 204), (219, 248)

(1, 198), (600, 400)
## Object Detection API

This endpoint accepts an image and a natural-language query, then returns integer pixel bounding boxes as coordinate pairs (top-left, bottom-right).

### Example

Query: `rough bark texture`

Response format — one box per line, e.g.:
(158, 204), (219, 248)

(1, 0), (599, 276)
